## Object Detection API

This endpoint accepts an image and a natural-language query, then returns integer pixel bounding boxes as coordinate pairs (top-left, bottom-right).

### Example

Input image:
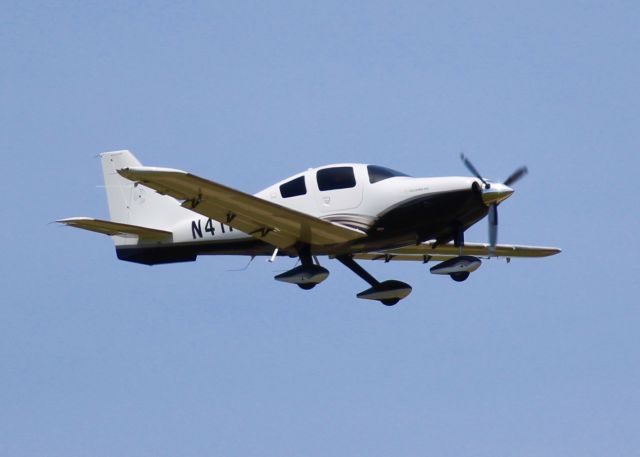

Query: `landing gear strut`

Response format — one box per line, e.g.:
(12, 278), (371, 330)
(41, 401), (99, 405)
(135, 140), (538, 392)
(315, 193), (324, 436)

(336, 255), (412, 306)
(297, 246), (317, 290)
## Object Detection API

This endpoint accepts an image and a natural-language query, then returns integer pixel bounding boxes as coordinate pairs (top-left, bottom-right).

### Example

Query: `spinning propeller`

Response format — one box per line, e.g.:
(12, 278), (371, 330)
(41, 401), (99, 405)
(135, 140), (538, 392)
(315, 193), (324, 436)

(460, 154), (528, 256)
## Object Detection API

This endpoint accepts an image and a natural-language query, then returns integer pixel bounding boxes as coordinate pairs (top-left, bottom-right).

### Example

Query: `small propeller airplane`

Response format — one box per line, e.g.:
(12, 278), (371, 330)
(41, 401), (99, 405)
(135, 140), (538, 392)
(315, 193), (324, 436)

(59, 150), (560, 305)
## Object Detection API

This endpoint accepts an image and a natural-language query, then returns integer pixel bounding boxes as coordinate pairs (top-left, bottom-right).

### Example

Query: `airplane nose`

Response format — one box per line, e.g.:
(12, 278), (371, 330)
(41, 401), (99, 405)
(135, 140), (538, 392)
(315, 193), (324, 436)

(481, 183), (514, 206)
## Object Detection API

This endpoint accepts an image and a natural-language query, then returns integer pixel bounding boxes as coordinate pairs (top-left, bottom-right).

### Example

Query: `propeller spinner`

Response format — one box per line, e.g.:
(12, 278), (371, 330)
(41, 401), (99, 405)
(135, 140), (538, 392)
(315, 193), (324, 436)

(460, 154), (528, 256)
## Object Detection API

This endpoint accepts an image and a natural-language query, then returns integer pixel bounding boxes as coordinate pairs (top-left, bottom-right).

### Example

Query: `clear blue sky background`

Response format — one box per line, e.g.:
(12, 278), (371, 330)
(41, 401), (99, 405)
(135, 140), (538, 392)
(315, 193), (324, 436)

(1, 2), (639, 456)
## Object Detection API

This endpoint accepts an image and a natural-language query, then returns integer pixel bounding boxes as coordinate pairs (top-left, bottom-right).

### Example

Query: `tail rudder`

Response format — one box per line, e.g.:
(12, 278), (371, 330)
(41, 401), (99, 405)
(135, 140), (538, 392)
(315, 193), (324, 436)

(100, 150), (189, 231)
(100, 150), (141, 224)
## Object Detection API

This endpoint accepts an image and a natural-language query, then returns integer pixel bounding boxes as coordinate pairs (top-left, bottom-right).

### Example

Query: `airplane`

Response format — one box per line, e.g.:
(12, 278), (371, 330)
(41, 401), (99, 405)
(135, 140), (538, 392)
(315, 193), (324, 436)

(58, 150), (560, 305)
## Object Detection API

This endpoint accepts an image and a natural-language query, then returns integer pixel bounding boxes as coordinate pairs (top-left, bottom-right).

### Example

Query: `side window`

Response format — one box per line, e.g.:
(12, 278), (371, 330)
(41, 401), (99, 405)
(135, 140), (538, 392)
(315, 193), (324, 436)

(367, 165), (410, 184)
(317, 167), (356, 191)
(279, 175), (306, 198)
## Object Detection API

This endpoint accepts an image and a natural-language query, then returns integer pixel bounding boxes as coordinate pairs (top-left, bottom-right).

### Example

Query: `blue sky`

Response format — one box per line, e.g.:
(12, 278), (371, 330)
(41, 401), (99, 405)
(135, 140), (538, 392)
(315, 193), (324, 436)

(1, 1), (639, 455)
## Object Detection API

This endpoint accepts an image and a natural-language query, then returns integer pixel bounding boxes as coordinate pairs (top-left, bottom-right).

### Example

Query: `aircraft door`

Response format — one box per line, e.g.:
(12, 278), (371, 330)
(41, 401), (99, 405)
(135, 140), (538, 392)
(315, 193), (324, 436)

(312, 165), (364, 213)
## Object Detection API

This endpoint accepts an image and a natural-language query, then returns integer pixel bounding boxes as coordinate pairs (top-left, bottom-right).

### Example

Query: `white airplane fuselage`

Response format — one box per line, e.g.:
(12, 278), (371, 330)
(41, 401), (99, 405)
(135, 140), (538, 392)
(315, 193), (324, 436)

(136, 163), (489, 264)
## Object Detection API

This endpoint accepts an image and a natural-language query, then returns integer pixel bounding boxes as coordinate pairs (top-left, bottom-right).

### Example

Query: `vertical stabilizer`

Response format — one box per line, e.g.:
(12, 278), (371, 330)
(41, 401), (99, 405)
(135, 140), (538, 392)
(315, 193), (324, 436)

(100, 150), (141, 224)
(100, 150), (190, 235)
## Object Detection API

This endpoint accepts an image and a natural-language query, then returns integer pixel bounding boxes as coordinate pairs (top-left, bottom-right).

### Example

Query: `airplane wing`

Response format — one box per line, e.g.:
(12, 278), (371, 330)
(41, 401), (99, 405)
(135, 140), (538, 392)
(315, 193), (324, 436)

(117, 167), (366, 250)
(57, 217), (171, 240)
(351, 241), (561, 262)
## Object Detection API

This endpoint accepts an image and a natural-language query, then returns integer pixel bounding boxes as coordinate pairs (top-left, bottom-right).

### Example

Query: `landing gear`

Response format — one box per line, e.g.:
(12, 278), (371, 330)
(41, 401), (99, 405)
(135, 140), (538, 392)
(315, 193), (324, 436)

(275, 246), (412, 305)
(453, 224), (465, 255)
(273, 245), (329, 289)
(336, 255), (412, 306)
(431, 256), (481, 280)
(431, 225), (480, 283)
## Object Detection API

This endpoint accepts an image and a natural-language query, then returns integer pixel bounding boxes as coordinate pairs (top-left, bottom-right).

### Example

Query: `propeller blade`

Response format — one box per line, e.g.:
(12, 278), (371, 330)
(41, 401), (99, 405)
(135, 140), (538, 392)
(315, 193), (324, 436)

(488, 204), (498, 255)
(460, 154), (489, 188)
(504, 166), (528, 187)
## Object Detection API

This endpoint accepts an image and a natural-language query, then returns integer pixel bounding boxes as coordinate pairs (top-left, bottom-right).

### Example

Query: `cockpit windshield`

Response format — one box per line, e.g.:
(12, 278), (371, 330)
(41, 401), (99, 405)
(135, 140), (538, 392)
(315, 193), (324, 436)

(367, 165), (410, 184)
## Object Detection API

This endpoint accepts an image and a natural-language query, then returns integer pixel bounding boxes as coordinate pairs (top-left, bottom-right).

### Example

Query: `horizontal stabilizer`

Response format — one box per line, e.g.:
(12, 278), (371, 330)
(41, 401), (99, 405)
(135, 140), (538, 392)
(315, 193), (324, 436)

(57, 217), (171, 240)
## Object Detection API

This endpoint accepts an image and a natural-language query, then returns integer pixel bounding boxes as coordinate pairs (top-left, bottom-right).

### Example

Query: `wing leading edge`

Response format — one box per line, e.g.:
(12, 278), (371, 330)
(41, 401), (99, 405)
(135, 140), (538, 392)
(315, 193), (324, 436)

(117, 167), (366, 250)
(352, 241), (561, 262)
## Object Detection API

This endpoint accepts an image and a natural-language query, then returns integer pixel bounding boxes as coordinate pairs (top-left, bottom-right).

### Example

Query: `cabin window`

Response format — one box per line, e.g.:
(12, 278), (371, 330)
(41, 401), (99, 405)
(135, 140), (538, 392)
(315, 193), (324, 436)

(367, 165), (410, 184)
(317, 167), (356, 191)
(279, 175), (307, 198)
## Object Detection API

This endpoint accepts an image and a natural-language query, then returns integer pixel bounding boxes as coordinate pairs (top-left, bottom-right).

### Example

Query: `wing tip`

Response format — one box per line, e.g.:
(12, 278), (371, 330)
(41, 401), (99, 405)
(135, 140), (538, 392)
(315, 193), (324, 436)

(56, 217), (93, 224)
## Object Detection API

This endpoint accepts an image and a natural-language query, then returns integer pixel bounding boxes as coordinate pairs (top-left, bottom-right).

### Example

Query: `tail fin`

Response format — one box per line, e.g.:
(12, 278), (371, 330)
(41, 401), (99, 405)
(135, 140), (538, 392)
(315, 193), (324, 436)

(100, 150), (189, 233)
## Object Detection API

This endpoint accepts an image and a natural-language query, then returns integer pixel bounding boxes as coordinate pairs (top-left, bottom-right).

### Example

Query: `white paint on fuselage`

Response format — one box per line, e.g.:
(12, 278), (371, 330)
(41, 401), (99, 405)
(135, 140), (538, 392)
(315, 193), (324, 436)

(168, 163), (480, 247)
